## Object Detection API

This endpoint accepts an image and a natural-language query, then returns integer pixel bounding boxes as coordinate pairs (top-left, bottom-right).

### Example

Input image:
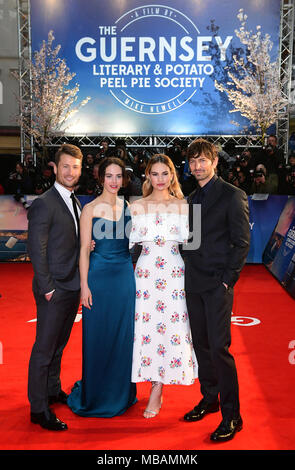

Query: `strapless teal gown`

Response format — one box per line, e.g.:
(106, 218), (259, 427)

(67, 202), (137, 417)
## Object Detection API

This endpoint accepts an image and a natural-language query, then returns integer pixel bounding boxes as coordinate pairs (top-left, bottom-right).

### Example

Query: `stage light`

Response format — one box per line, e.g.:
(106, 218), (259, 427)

(44, 0), (63, 16)
(65, 120), (92, 135)
(109, 119), (138, 134)
(248, 0), (268, 9)
(113, 0), (128, 11)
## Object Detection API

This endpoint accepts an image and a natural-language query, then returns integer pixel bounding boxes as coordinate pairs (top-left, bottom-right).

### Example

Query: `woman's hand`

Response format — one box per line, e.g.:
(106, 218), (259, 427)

(81, 285), (93, 309)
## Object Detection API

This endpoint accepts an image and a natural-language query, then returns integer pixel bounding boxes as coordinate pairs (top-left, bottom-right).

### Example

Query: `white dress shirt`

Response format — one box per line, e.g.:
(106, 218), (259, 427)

(46, 182), (81, 296)
(54, 181), (81, 235)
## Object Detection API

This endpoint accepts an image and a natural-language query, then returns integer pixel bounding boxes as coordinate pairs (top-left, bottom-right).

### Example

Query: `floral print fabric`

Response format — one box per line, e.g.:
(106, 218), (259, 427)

(130, 213), (198, 385)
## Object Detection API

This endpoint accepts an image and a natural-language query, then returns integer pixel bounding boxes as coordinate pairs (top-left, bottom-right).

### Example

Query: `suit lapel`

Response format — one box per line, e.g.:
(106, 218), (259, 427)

(51, 186), (77, 235)
(201, 177), (223, 216)
(187, 188), (198, 204)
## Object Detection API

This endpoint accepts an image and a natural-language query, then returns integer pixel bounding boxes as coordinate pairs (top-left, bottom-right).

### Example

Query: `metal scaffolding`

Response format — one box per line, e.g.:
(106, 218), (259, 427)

(44, 133), (263, 151)
(17, 0), (294, 155)
(278, 0), (295, 154)
(17, 0), (34, 162)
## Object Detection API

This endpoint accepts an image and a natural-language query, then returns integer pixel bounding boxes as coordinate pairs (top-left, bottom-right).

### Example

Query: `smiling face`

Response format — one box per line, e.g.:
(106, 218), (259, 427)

(149, 162), (172, 191)
(189, 152), (218, 187)
(103, 164), (123, 194)
(54, 153), (82, 191)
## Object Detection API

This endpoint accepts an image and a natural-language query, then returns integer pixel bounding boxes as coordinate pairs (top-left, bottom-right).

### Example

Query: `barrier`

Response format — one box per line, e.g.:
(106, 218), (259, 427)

(0, 194), (289, 264)
(262, 196), (295, 298)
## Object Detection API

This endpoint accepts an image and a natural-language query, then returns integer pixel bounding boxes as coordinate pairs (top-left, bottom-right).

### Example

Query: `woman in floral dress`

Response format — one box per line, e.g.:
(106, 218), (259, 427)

(130, 154), (197, 418)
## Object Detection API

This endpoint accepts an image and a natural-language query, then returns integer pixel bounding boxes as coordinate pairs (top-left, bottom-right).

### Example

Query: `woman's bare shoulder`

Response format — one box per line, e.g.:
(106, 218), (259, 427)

(81, 197), (103, 216)
(130, 197), (147, 215)
(172, 196), (188, 205)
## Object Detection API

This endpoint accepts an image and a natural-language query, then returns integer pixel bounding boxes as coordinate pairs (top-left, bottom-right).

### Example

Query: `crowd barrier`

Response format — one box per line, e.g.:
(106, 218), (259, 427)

(0, 195), (294, 298)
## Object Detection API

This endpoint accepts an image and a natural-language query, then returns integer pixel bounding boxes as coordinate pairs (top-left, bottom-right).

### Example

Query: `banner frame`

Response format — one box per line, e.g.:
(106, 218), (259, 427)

(17, 0), (294, 157)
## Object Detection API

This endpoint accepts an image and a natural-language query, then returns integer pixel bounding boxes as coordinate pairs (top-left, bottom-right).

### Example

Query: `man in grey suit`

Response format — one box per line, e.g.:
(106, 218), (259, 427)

(27, 144), (83, 430)
(183, 138), (250, 442)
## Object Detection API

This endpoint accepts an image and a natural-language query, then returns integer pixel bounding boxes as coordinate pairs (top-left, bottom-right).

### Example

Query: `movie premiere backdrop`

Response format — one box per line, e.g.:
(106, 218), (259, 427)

(3, 1), (295, 296)
(30, 0), (281, 135)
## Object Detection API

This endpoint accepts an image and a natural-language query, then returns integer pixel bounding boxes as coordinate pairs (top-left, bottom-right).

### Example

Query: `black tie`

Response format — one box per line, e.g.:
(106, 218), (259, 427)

(70, 193), (80, 238)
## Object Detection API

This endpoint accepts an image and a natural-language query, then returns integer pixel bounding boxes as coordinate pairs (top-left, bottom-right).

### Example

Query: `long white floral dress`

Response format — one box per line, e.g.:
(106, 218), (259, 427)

(130, 212), (198, 385)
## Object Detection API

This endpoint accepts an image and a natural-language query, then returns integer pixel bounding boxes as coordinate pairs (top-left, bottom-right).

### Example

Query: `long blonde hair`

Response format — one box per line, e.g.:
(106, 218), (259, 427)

(142, 154), (184, 199)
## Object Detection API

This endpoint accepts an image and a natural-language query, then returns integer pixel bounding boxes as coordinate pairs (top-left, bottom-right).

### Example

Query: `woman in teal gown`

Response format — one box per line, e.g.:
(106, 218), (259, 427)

(67, 157), (137, 417)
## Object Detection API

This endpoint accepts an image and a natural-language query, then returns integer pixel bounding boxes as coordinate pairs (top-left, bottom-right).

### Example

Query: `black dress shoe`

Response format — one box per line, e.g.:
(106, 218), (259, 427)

(210, 416), (243, 442)
(184, 399), (219, 422)
(31, 409), (68, 431)
(48, 390), (68, 405)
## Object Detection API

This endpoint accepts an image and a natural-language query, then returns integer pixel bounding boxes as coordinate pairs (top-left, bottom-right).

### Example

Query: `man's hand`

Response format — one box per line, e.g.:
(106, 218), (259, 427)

(222, 282), (228, 290)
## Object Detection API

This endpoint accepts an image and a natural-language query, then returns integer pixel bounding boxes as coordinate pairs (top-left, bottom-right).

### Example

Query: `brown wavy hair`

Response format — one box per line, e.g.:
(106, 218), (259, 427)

(142, 154), (184, 199)
(187, 138), (218, 163)
(98, 157), (128, 187)
(55, 143), (83, 165)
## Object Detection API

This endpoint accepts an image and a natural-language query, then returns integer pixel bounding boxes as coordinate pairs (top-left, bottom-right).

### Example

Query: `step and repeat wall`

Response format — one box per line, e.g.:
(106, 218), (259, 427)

(1, 195), (295, 299)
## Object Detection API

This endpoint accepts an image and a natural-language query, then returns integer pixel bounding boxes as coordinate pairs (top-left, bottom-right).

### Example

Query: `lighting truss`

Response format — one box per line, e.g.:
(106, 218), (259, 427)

(277, 0), (294, 154)
(17, 0), (34, 162)
(45, 133), (262, 150)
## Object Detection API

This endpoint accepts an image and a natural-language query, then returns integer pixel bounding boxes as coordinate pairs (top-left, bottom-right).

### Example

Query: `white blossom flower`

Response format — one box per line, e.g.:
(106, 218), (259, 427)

(12, 30), (91, 155)
(215, 9), (287, 141)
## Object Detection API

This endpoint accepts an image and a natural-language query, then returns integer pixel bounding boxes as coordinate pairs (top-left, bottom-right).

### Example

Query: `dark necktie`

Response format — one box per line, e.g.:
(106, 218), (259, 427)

(70, 193), (80, 238)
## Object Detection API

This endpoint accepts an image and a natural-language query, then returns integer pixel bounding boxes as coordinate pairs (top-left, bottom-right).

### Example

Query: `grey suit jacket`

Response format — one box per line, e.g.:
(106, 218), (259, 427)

(27, 186), (80, 295)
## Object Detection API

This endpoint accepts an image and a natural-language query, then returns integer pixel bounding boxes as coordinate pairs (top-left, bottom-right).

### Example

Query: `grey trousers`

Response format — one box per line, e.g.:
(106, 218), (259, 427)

(28, 287), (80, 414)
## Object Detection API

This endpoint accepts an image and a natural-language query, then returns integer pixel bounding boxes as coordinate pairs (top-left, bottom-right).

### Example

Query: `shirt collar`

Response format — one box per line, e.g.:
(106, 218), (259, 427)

(198, 173), (217, 194)
(54, 181), (73, 199)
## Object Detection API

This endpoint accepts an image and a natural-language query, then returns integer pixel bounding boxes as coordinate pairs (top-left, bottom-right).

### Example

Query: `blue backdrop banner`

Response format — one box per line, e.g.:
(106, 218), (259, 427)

(248, 195), (288, 263)
(0, 195), (288, 265)
(263, 197), (295, 299)
(30, 0), (281, 135)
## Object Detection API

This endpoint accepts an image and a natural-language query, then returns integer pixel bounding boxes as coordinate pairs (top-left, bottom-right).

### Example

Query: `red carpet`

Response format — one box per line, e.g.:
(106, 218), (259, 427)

(0, 263), (294, 450)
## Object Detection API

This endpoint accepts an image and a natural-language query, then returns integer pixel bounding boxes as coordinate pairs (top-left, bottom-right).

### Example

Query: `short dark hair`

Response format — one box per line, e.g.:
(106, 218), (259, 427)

(97, 157), (128, 187)
(187, 138), (218, 163)
(55, 144), (83, 165)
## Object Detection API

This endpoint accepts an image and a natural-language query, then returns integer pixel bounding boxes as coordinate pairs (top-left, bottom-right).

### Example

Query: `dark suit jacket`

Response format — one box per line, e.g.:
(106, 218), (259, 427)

(27, 186), (80, 295)
(184, 177), (250, 293)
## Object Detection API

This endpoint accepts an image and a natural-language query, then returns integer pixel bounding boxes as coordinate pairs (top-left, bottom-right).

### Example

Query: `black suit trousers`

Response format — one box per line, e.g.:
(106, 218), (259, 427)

(28, 287), (80, 414)
(186, 284), (240, 420)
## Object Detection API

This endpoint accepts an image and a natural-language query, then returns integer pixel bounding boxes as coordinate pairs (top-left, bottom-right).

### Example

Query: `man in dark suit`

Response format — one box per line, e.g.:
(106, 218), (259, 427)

(27, 144), (83, 431)
(183, 138), (250, 442)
